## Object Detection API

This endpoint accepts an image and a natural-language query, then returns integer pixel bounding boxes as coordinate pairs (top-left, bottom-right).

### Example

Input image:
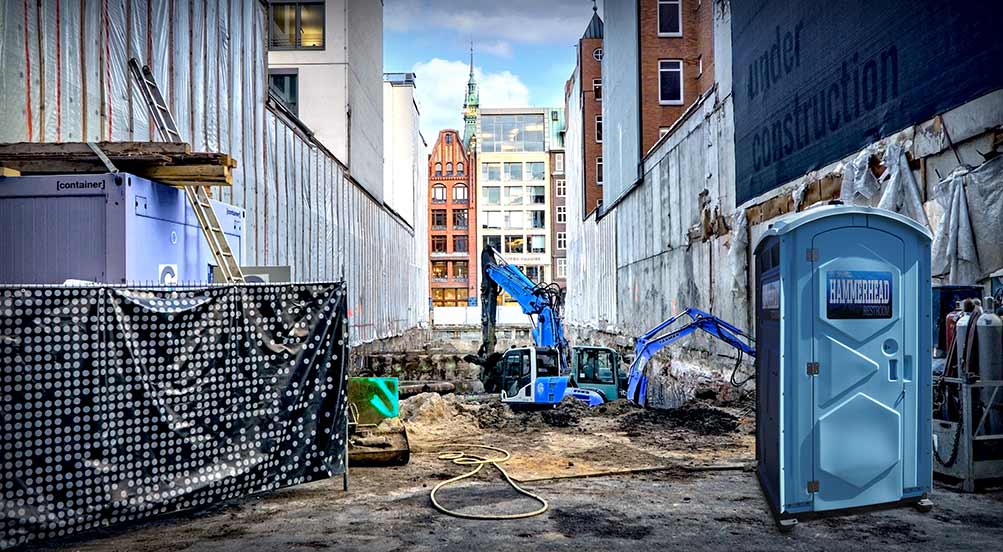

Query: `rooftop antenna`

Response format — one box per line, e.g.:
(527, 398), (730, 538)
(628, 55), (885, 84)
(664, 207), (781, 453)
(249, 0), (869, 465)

(593, 0), (598, 13)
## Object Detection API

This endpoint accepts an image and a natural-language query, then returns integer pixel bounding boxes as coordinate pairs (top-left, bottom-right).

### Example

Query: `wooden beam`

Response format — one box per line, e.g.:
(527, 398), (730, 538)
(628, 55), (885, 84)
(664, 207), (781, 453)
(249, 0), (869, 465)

(0, 141), (192, 156)
(1, 167), (21, 176)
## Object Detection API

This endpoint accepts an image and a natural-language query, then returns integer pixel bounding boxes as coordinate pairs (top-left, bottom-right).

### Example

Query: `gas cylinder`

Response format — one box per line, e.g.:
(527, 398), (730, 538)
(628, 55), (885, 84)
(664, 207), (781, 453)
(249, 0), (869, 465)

(976, 297), (1003, 434)
(956, 299), (980, 375)
(945, 301), (964, 366)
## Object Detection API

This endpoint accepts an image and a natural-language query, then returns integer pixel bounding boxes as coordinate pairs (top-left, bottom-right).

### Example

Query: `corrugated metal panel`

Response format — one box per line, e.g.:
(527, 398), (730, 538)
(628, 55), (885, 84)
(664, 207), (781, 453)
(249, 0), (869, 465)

(0, 0), (426, 346)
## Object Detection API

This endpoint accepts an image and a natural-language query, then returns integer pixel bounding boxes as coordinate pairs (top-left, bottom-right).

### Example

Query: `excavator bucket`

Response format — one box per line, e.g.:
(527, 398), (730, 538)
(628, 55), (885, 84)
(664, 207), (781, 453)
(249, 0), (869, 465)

(348, 377), (411, 466)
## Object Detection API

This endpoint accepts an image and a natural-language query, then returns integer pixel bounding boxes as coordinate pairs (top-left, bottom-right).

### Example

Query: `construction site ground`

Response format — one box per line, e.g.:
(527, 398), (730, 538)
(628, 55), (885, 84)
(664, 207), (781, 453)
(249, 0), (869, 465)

(35, 393), (1003, 552)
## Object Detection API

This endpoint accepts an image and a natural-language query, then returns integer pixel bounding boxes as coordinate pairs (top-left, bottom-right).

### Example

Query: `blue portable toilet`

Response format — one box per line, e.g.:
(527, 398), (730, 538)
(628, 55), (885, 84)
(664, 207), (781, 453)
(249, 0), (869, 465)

(753, 204), (933, 530)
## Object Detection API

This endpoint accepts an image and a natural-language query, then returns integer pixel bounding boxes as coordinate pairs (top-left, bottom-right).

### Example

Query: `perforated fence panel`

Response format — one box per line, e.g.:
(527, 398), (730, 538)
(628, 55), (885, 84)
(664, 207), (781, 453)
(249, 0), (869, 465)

(0, 282), (348, 549)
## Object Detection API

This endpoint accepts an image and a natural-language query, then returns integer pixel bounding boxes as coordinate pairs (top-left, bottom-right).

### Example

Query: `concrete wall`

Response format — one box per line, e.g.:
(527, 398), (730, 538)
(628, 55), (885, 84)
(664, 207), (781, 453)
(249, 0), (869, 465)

(382, 79), (421, 225)
(601, 0), (641, 205)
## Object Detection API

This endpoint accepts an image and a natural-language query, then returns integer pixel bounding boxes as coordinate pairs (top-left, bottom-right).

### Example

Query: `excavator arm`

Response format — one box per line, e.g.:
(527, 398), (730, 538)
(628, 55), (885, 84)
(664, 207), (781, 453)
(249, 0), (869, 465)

(626, 308), (755, 407)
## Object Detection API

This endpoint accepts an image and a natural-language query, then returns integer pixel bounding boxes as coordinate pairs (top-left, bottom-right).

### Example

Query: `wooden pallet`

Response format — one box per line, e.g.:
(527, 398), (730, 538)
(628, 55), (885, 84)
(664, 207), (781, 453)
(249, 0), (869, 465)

(0, 141), (234, 186)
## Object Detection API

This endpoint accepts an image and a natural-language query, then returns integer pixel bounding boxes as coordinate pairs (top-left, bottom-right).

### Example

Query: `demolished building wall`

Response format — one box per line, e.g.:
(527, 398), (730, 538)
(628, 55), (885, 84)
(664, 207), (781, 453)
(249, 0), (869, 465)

(0, 0), (428, 345)
(567, 1), (1003, 406)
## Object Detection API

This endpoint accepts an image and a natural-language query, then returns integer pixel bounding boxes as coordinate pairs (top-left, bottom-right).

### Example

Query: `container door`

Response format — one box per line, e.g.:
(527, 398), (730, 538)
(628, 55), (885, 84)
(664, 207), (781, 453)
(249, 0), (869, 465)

(812, 227), (905, 511)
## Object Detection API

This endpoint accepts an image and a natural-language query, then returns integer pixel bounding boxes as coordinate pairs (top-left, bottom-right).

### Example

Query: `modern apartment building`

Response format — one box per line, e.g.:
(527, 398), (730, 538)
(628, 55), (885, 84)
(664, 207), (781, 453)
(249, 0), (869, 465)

(476, 108), (561, 296)
(602, 0), (714, 204)
(428, 129), (477, 307)
(267, 0), (384, 199)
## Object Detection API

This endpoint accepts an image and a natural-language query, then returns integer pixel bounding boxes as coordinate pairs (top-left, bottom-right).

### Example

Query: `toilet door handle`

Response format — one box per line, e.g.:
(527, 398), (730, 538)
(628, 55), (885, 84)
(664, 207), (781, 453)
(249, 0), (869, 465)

(889, 358), (899, 381)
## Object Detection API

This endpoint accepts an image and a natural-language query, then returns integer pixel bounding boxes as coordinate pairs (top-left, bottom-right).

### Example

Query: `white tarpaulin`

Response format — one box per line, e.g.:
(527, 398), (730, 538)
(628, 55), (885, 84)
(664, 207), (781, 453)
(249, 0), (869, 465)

(931, 156), (1003, 284)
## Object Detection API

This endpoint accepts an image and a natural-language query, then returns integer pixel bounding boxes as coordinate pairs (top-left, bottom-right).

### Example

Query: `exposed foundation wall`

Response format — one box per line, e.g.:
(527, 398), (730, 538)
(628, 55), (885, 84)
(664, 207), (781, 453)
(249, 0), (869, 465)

(0, 0), (427, 346)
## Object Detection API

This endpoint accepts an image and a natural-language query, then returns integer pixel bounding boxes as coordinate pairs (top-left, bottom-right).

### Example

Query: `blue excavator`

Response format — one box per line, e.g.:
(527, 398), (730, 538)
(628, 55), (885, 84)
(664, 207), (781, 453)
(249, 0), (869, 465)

(465, 245), (624, 407)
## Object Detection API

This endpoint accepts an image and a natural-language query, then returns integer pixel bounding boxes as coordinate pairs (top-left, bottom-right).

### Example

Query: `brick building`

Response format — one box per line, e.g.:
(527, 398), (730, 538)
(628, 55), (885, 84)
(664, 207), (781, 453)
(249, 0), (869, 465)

(428, 129), (477, 306)
(577, 6), (605, 216)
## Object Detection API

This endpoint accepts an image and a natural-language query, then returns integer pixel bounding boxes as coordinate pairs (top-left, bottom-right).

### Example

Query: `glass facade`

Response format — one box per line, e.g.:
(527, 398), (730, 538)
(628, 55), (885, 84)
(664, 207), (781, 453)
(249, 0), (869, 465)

(480, 115), (546, 153)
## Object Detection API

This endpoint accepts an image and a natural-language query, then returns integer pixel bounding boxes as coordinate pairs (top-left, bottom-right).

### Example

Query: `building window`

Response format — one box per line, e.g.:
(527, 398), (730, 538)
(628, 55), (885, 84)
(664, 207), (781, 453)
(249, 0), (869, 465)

(593, 79), (602, 101)
(528, 235), (546, 253)
(484, 235), (501, 251)
(483, 186), (501, 205)
(557, 232), (567, 250)
(527, 162), (546, 181)
(453, 235), (469, 253)
(446, 162), (453, 176)
(453, 261), (469, 280)
(659, 127), (670, 138)
(592, 47), (603, 62)
(557, 205), (567, 223)
(431, 260), (448, 280)
(506, 211), (525, 229)
(697, 54), (703, 77)
(658, 60), (684, 105)
(268, 70), (299, 116)
(556, 258), (567, 279)
(484, 210), (503, 229)
(551, 110), (559, 121)
(530, 210), (546, 229)
(452, 183), (468, 202)
(445, 133), (453, 144)
(432, 183), (446, 202)
(556, 179), (566, 197)
(431, 209), (447, 229)
(479, 114), (546, 153)
(504, 162), (523, 181)
(596, 157), (603, 185)
(530, 186), (546, 205)
(483, 163), (502, 181)
(505, 235), (525, 254)
(453, 209), (468, 229)
(457, 162), (465, 175)
(431, 237), (447, 254)
(555, 153), (564, 173)
(595, 115), (603, 143)
(657, 0), (682, 37)
(504, 187), (525, 206)
(269, 1), (325, 50)
(435, 162), (443, 177)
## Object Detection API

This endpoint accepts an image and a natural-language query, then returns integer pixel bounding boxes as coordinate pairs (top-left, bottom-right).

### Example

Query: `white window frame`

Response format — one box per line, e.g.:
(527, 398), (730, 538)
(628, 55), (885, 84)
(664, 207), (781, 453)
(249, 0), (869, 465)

(657, 0), (683, 38)
(658, 59), (684, 106)
(556, 205), (567, 223)
(592, 47), (603, 62)
(555, 153), (564, 173)
(596, 157), (604, 185)
(556, 258), (567, 279)
(595, 115), (603, 143)
(557, 232), (567, 250)
(556, 179), (566, 198)
(593, 78), (602, 101)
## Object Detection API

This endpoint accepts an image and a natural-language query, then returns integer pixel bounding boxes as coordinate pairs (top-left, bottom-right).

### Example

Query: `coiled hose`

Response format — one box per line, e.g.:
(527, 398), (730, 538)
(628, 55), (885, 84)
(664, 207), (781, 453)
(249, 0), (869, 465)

(429, 444), (549, 520)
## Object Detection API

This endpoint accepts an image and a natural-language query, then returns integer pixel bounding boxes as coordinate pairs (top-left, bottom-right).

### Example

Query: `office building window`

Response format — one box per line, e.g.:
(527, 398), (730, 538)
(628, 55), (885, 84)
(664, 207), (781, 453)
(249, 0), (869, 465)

(658, 0), (682, 37)
(453, 261), (469, 280)
(269, 1), (325, 49)
(528, 235), (546, 253)
(524, 265), (543, 283)
(527, 162), (546, 181)
(556, 205), (567, 223)
(479, 114), (546, 153)
(593, 47), (603, 62)
(453, 235), (469, 253)
(556, 179), (566, 197)
(596, 157), (603, 185)
(431, 209), (447, 229)
(431, 261), (448, 280)
(659, 60), (684, 105)
(431, 237), (447, 254)
(530, 186), (546, 204)
(432, 183), (446, 202)
(453, 183), (468, 202)
(505, 235), (525, 254)
(595, 115), (603, 143)
(483, 186), (501, 205)
(557, 258), (567, 279)
(530, 210), (546, 229)
(452, 209), (468, 229)
(484, 235), (501, 251)
(506, 211), (525, 229)
(268, 70), (298, 115)
(555, 153), (564, 173)
(504, 162), (523, 181)
(484, 210), (503, 229)
(557, 232), (567, 250)
(504, 186), (525, 206)
(483, 163), (502, 181)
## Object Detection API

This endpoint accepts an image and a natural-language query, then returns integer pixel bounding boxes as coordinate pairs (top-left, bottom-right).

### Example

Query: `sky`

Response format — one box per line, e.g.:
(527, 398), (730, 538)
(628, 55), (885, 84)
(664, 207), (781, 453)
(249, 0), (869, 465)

(384, 0), (605, 143)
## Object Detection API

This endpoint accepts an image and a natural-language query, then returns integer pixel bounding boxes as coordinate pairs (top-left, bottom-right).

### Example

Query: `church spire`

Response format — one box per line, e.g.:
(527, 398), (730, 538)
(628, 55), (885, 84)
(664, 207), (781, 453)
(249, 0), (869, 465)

(463, 42), (479, 151)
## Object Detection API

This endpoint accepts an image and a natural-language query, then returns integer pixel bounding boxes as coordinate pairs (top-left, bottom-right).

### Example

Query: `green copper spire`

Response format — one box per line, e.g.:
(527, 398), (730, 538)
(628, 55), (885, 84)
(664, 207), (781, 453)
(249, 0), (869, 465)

(463, 43), (479, 151)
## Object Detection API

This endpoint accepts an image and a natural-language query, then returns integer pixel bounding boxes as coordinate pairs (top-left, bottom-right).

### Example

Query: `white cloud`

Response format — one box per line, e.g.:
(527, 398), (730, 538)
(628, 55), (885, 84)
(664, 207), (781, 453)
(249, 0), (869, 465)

(386, 0), (597, 45)
(412, 58), (530, 145)
(478, 40), (513, 59)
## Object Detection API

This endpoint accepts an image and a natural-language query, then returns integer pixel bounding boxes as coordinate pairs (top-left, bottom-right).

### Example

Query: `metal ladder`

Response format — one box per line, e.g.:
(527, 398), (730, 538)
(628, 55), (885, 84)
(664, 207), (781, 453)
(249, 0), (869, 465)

(128, 58), (244, 283)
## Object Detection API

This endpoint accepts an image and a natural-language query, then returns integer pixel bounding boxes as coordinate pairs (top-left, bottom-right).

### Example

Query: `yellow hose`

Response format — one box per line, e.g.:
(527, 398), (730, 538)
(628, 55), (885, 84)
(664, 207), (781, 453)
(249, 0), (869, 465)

(429, 444), (549, 520)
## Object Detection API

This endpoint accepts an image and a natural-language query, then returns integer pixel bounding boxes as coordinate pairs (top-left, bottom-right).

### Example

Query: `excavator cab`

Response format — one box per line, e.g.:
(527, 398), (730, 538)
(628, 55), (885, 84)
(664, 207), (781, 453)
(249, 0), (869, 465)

(570, 346), (626, 402)
(498, 347), (570, 407)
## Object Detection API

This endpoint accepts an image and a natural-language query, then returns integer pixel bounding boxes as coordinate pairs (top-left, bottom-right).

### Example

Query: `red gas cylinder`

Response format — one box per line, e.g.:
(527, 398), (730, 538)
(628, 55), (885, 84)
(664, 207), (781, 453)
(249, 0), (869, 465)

(945, 301), (964, 372)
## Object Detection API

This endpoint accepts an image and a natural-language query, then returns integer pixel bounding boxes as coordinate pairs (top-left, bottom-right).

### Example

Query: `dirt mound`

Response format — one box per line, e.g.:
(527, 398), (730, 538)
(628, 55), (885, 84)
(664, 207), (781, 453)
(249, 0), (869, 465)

(398, 392), (480, 443)
(540, 397), (591, 427)
(591, 398), (637, 416)
(617, 401), (738, 436)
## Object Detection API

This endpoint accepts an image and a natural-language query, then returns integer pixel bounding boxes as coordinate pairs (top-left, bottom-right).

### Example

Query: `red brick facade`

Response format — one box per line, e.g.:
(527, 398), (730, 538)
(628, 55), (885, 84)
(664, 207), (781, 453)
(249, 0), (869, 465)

(639, 0), (715, 153)
(428, 130), (477, 306)
(580, 36), (604, 215)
